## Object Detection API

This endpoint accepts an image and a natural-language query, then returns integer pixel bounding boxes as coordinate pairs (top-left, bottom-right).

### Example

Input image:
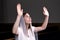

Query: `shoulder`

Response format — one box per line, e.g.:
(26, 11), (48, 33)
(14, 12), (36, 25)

(31, 26), (35, 32)
(18, 27), (22, 32)
(31, 26), (35, 29)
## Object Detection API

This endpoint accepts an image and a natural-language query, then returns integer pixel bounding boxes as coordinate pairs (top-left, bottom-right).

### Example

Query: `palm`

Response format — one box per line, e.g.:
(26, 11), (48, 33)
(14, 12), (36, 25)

(17, 4), (23, 16)
(43, 7), (49, 16)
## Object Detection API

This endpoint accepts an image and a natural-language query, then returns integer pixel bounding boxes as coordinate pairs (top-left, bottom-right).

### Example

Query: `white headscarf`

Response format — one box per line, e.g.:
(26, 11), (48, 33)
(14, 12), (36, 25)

(20, 16), (38, 40)
(15, 15), (38, 40)
(19, 16), (28, 36)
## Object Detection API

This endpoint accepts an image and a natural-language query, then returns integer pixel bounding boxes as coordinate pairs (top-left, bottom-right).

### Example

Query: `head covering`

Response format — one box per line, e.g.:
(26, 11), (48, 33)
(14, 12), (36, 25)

(19, 15), (28, 36)
(15, 15), (38, 40)
(20, 15), (38, 40)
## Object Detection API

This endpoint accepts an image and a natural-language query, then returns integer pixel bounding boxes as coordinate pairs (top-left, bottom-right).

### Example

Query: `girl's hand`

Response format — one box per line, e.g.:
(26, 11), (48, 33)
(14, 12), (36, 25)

(43, 7), (49, 17)
(17, 3), (23, 16)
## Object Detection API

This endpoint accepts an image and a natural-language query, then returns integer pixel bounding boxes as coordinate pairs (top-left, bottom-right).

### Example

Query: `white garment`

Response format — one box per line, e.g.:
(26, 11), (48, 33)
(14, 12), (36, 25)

(17, 26), (36, 40)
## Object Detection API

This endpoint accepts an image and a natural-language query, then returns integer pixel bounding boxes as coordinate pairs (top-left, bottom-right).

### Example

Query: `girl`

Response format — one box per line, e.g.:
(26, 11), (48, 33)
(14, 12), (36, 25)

(12, 3), (49, 40)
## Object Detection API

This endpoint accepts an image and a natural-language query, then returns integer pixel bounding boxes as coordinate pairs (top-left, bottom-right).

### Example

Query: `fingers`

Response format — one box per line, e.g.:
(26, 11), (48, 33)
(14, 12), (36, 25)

(17, 3), (21, 10)
(21, 9), (23, 14)
(43, 6), (47, 12)
(16, 3), (23, 16)
(43, 7), (45, 15)
(43, 6), (49, 16)
(21, 9), (23, 13)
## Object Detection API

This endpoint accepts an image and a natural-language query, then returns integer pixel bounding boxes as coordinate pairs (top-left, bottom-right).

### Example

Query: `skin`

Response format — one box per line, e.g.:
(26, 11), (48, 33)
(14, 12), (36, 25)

(23, 13), (32, 30)
(12, 3), (49, 34)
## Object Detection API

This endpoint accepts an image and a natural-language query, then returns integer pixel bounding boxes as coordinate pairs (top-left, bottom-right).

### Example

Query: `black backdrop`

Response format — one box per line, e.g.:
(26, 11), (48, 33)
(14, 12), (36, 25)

(0, 0), (60, 23)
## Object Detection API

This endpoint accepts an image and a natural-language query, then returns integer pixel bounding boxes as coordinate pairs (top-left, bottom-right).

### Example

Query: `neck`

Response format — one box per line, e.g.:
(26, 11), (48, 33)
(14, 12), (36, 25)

(26, 24), (29, 30)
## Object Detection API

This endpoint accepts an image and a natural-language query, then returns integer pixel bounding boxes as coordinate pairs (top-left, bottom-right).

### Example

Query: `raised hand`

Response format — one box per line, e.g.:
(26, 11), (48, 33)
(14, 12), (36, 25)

(17, 3), (23, 16)
(43, 7), (49, 17)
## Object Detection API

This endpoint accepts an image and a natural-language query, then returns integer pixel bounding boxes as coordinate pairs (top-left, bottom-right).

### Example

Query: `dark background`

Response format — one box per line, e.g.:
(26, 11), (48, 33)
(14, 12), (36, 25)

(0, 0), (60, 40)
(0, 0), (60, 23)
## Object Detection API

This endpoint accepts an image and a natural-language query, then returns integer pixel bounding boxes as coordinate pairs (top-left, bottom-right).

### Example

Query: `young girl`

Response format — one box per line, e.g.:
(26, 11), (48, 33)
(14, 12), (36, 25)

(12, 3), (49, 40)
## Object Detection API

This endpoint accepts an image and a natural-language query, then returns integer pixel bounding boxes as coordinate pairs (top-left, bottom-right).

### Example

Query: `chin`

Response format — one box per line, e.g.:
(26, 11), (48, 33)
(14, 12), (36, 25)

(26, 21), (32, 24)
(27, 22), (31, 24)
(29, 22), (32, 23)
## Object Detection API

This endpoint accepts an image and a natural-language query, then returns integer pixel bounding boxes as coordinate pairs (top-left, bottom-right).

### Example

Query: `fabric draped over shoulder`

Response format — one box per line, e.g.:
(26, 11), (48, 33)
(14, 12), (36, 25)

(15, 15), (38, 40)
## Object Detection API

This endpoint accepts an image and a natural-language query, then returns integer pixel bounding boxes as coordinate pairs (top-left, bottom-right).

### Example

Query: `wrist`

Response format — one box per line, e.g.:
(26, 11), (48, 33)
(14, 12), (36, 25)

(44, 15), (49, 18)
(44, 13), (49, 17)
(17, 14), (22, 17)
(17, 15), (21, 18)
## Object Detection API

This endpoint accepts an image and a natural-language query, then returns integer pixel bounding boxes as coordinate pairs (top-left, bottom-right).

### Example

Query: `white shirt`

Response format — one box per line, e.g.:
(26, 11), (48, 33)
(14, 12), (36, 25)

(17, 26), (36, 40)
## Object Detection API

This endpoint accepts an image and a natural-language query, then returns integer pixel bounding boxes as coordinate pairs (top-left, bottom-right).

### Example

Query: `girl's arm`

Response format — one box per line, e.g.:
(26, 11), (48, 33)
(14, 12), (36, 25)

(34, 7), (49, 32)
(12, 3), (23, 34)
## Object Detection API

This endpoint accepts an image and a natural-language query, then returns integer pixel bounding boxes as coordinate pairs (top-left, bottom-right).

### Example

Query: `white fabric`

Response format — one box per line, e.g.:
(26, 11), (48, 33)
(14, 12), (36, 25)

(17, 26), (36, 40)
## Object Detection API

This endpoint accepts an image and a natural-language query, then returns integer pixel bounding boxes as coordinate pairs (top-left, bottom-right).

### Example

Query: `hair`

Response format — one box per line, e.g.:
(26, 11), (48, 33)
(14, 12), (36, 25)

(23, 13), (31, 29)
(23, 13), (27, 17)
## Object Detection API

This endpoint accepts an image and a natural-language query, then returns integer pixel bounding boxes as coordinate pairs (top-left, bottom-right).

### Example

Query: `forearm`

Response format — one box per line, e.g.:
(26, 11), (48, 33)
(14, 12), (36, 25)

(41, 16), (49, 29)
(35, 16), (49, 32)
(12, 15), (21, 34)
(34, 7), (49, 32)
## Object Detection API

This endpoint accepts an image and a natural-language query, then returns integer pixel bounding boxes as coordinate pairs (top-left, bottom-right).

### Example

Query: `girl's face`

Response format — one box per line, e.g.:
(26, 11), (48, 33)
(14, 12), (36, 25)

(24, 13), (32, 24)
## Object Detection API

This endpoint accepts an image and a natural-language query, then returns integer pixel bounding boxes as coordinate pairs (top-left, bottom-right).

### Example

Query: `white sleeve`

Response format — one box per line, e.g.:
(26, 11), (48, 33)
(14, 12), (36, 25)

(31, 26), (35, 32)
(17, 27), (22, 34)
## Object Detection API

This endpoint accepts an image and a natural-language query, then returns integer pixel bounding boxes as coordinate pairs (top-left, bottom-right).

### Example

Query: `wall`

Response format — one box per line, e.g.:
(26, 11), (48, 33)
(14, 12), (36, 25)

(0, 0), (60, 23)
